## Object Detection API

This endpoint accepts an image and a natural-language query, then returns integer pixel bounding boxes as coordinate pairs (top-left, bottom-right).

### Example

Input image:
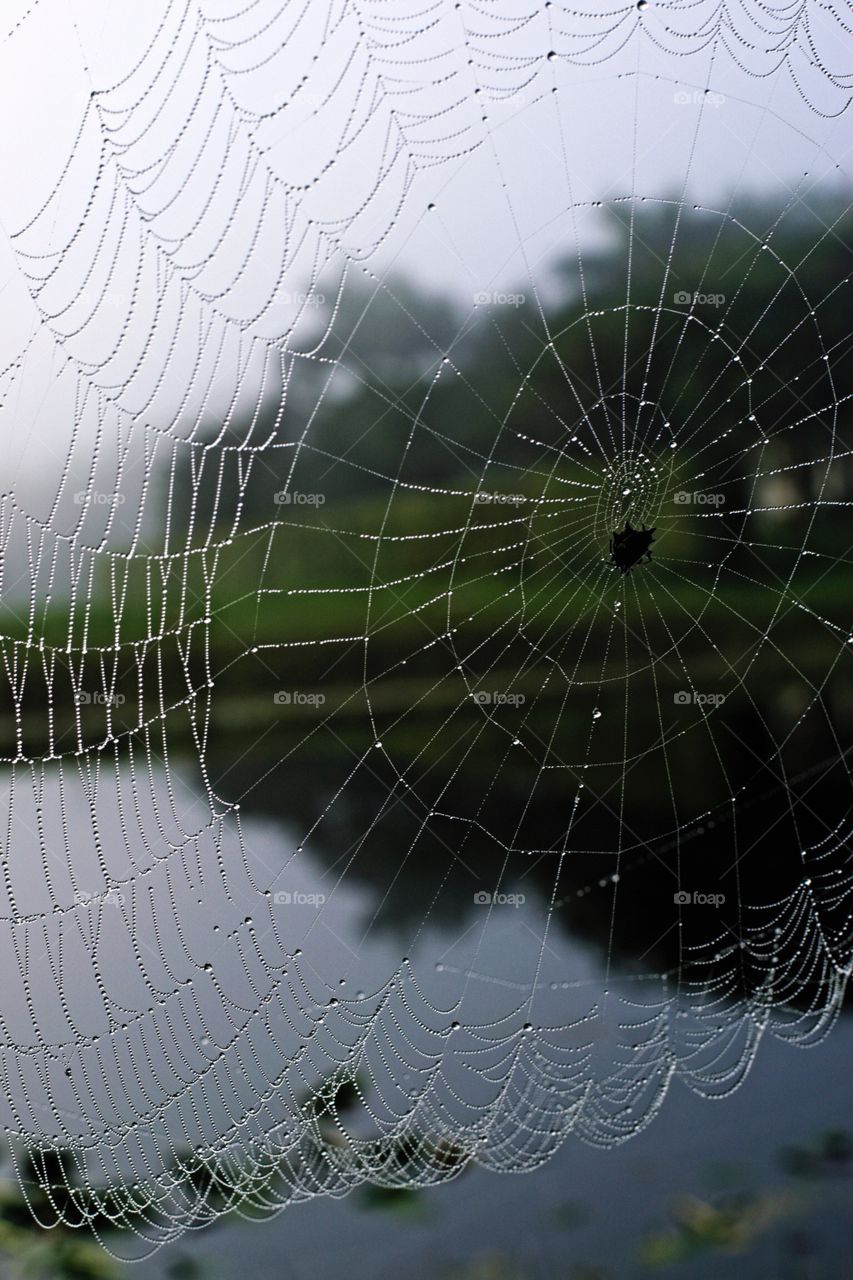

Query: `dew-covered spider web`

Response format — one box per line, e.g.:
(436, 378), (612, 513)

(0, 0), (850, 1256)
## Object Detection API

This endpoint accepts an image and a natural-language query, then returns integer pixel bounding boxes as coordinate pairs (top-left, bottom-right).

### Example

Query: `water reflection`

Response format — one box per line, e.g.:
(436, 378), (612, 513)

(208, 665), (851, 1007)
(0, 658), (846, 1238)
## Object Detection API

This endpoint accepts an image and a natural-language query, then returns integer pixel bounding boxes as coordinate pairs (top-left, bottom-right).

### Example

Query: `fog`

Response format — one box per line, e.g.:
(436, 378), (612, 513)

(0, 1), (848, 547)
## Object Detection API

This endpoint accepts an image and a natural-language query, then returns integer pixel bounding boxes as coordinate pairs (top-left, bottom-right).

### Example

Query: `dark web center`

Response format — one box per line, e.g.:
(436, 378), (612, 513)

(608, 520), (656, 573)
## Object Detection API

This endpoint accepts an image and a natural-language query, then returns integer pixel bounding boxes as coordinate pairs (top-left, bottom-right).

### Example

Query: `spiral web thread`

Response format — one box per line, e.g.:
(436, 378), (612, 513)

(0, 0), (850, 1254)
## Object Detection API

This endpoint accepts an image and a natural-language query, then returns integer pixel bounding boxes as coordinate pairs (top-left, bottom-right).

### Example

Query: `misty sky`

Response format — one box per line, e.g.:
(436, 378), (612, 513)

(0, 0), (848, 594)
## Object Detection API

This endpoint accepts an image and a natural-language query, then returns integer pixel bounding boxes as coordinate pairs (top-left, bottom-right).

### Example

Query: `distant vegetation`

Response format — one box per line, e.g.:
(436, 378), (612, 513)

(1, 194), (851, 766)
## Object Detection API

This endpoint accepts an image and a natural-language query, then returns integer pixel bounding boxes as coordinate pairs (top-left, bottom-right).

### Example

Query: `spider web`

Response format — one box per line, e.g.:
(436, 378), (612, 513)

(0, 0), (850, 1256)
